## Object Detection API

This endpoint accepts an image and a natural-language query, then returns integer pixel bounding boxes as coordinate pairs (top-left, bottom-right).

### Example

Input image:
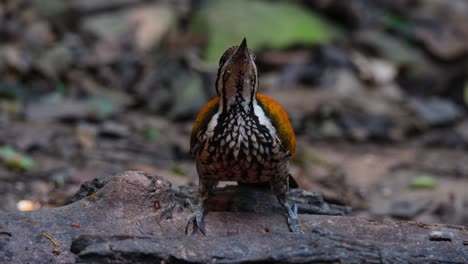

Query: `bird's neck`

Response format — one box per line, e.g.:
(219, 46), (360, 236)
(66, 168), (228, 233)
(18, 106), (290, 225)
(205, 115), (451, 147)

(219, 93), (256, 115)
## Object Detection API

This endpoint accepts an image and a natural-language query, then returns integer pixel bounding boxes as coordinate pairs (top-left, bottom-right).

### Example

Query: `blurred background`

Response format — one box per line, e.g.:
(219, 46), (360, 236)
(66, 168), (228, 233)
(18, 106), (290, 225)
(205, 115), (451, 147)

(0, 0), (467, 225)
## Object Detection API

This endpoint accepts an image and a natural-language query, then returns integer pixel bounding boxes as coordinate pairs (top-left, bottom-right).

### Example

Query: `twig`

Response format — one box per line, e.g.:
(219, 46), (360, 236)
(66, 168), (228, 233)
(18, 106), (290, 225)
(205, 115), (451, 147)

(40, 231), (59, 247)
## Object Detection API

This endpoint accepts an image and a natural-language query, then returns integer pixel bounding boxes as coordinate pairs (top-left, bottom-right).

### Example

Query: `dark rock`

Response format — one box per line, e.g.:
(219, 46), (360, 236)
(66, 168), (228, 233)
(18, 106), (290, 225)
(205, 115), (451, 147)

(79, 3), (175, 52)
(176, 184), (351, 216)
(304, 0), (381, 29)
(22, 21), (55, 50)
(381, 0), (468, 60)
(338, 113), (395, 141)
(35, 36), (81, 79)
(25, 95), (90, 122)
(353, 30), (428, 68)
(99, 121), (130, 138)
(69, 174), (112, 203)
(319, 45), (353, 68)
(25, 94), (123, 122)
(286, 64), (323, 87)
(71, 228), (408, 264)
(69, 0), (143, 14)
(289, 189), (351, 215)
(258, 50), (311, 68)
(317, 119), (344, 139)
(417, 129), (466, 148)
(0, 171), (466, 263)
(410, 97), (464, 126)
(0, 122), (54, 151)
(0, 82), (27, 102)
(138, 61), (208, 120)
(168, 70), (207, 121)
(31, 0), (69, 17)
(413, 16), (468, 60)
(1, 45), (33, 73)
(455, 120), (468, 143)
(390, 200), (432, 220)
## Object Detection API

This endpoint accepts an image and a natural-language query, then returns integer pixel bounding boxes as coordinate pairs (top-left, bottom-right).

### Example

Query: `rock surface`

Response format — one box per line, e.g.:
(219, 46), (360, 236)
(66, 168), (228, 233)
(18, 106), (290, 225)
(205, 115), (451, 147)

(0, 171), (466, 263)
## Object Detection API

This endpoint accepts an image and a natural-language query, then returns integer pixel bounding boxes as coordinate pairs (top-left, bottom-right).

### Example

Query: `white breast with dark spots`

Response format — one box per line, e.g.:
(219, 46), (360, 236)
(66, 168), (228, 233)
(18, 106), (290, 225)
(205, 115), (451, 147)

(196, 102), (288, 182)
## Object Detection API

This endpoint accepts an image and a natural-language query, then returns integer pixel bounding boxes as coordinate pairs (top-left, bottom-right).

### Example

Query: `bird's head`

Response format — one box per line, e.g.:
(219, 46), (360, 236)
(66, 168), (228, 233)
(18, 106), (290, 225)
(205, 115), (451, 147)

(215, 38), (258, 109)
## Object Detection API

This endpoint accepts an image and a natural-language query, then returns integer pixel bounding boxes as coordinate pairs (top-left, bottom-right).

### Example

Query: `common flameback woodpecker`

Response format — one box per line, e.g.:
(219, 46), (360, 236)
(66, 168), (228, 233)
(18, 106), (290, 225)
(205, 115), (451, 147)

(187, 38), (301, 234)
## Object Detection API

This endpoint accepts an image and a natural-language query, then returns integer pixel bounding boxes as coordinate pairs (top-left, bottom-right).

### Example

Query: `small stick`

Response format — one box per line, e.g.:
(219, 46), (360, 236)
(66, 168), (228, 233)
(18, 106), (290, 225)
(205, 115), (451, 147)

(40, 231), (59, 247)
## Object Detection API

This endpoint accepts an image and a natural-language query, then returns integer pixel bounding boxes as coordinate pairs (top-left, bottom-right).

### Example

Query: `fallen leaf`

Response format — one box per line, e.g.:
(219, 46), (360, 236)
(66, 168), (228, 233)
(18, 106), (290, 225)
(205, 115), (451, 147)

(191, 0), (338, 64)
(0, 146), (35, 170)
(410, 176), (437, 189)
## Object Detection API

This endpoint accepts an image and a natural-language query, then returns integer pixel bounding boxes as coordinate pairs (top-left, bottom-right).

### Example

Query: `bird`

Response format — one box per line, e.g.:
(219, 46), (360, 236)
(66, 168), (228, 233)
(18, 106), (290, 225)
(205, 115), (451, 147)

(186, 38), (301, 234)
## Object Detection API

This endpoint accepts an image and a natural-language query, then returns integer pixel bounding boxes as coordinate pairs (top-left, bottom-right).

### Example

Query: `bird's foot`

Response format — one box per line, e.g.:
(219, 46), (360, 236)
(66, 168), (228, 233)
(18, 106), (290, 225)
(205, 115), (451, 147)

(286, 203), (303, 234)
(184, 199), (206, 235)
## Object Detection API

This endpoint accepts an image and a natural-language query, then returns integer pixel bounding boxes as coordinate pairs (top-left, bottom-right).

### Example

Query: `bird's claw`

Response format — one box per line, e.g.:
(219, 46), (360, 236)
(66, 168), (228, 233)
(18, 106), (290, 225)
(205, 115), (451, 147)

(287, 203), (303, 234)
(184, 199), (206, 235)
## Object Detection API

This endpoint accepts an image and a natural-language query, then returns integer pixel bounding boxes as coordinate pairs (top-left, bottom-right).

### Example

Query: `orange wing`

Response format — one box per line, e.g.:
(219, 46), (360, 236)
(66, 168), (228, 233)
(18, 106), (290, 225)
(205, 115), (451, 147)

(190, 96), (220, 153)
(256, 93), (296, 155)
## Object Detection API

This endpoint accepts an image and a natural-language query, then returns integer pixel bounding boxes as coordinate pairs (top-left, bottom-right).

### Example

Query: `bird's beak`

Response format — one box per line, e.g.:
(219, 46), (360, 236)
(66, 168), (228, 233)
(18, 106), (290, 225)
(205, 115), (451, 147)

(232, 38), (250, 62)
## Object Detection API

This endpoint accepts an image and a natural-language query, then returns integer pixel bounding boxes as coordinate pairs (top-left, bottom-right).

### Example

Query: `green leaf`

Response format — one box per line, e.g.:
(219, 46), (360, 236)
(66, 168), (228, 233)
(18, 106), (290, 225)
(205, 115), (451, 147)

(409, 176), (437, 189)
(0, 146), (35, 170)
(86, 96), (116, 119)
(171, 165), (185, 176)
(55, 82), (66, 96)
(190, 0), (338, 64)
(0, 146), (16, 160)
(383, 13), (414, 34)
(143, 127), (160, 141)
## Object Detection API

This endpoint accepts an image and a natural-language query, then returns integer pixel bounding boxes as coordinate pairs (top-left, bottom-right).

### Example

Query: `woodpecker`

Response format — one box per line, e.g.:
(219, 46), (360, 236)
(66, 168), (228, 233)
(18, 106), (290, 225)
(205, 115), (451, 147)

(187, 38), (301, 234)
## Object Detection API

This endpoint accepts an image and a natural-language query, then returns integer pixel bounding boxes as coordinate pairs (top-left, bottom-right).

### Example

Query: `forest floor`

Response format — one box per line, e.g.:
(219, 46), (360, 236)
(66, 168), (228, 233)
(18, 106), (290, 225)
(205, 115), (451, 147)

(1, 0), (468, 226)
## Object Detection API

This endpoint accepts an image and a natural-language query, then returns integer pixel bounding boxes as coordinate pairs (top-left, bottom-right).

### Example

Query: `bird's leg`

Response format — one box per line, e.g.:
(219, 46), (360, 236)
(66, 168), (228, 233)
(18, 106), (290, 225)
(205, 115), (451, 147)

(185, 178), (217, 235)
(271, 175), (303, 234)
(281, 199), (302, 234)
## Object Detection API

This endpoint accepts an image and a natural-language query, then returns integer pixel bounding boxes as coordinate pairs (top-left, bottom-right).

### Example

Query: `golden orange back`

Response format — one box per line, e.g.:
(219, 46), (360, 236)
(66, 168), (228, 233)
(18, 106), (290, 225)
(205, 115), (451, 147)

(256, 93), (296, 155)
(190, 96), (220, 152)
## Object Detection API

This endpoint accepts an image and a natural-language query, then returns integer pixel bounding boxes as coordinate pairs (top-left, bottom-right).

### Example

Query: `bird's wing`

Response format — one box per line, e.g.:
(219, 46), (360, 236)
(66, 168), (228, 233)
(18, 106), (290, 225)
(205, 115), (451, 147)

(256, 93), (296, 156)
(190, 96), (220, 155)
